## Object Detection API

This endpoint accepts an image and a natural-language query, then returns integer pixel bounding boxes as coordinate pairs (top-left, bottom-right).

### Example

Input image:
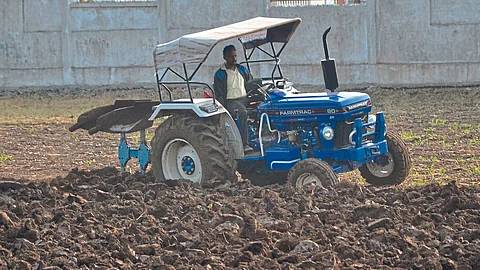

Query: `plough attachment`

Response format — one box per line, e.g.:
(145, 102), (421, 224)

(70, 99), (159, 173)
(69, 100), (157, 134)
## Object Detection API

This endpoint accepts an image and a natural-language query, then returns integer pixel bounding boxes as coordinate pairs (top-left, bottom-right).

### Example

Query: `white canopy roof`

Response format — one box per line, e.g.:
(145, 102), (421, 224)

(153, 17), (302, 71)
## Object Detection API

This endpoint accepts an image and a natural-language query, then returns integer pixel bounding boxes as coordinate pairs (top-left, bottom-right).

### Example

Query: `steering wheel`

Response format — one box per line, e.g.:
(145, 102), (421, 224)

(276, 79), (288, 89)
(247, 82), (275, 97)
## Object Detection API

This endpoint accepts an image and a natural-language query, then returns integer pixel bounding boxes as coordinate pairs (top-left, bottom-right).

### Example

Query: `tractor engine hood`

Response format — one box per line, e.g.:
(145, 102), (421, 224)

(258, 91), (372, 122)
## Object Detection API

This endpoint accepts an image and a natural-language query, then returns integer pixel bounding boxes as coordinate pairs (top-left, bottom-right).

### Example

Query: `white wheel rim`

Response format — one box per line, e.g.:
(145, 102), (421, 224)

(161, 139), (202, 183)
(296, 173), (322, 190)
(366, 152), (394, 178)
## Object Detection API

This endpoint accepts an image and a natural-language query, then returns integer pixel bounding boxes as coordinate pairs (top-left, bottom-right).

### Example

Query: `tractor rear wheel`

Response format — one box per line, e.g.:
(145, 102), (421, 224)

(359, 131), (411, 186)
(287, 159), (338, 192)
(150, 113), (236, 188)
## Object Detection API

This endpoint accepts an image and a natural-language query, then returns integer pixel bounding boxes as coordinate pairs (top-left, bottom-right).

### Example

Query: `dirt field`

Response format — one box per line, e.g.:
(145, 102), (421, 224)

(0, 85), (479, 269)
(1, 85), (479, 185)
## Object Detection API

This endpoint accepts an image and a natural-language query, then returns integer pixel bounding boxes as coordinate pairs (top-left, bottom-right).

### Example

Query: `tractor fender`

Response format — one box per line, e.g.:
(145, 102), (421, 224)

(148, 99), (244, 160)
(148, 98), (226, 120)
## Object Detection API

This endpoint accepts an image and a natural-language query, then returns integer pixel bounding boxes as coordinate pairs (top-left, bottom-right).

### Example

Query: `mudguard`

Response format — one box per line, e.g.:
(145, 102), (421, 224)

(148, 98), (227, 120)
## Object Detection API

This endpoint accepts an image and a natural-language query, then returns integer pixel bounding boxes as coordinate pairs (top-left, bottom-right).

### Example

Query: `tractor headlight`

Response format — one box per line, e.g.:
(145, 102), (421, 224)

(322, 126), (334, 140)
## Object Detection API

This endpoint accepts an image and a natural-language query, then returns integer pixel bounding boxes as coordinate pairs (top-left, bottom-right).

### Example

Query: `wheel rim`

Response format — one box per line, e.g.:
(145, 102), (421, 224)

(161, 139), (202, 183)
(365, 152), (394, 178)
(296, 173), (322, 190)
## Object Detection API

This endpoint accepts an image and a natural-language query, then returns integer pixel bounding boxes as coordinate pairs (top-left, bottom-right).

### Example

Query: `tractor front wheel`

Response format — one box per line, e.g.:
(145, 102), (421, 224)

(287, 159), (338, 192)
(359, 131), (411, 186)
(150, 113), (236, 188)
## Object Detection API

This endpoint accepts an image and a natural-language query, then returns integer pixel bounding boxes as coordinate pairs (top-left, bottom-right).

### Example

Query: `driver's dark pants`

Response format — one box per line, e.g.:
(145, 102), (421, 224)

(225, 97), (249, 146)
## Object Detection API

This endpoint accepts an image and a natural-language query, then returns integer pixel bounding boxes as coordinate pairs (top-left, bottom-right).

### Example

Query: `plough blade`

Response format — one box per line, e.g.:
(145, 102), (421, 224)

(87, 101), (158, 135)
(69, 100), (158, 134)
(69, 104), (118, 132)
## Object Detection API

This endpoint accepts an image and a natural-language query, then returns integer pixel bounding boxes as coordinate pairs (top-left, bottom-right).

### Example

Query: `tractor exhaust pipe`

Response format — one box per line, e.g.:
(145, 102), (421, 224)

(321, 27), (339, 92)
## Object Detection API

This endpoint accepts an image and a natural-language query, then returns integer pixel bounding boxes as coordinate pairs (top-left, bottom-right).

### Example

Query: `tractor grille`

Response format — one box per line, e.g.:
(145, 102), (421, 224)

(334, 115), (367, 148)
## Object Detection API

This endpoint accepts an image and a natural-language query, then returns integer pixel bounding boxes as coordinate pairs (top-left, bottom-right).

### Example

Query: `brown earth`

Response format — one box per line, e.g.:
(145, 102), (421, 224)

(0, 85), (479, 269)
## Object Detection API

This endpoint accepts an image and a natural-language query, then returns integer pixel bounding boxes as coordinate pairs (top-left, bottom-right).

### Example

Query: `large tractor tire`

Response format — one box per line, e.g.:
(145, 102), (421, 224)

(287, 158), (338, 192)
(359, 131), (411, 186)
(150, 113), (236, 188)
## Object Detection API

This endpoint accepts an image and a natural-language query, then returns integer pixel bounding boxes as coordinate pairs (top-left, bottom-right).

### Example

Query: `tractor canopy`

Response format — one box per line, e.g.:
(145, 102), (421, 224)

(153, 17), (302, 103)
(153, 17), (301, 71)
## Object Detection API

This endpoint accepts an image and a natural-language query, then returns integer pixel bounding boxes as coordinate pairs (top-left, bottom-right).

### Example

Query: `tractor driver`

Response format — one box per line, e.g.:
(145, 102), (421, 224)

(214, 45), (254, 153)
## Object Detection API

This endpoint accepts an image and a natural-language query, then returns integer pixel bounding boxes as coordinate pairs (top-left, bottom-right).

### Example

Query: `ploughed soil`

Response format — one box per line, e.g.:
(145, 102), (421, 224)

(0, 168), (479, 269)
(0, 85), (479, 269)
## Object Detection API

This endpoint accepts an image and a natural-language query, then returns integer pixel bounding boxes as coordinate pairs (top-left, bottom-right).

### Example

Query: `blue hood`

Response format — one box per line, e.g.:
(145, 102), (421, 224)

(259, 91), (371, 111)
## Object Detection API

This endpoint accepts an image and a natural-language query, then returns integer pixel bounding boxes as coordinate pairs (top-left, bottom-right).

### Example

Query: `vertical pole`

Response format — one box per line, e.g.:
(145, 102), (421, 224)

(156, 72), (163, 102)
(140, 129), (146, 145)
(367, 0), (378, 84)
(157, 0), (167, 44)
(270, 42), (279, 81)
(62, 0), (73, 85)
(242, 43), (251, 73)
(183, 63), (193, 102)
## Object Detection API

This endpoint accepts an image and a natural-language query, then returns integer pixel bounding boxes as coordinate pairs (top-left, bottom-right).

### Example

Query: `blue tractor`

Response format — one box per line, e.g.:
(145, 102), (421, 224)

(70, 17), (411, 191)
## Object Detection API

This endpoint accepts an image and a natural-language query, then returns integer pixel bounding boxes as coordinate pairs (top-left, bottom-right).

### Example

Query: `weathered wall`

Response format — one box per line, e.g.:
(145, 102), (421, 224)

(0, 0), (479, 88)
(0, 0), (64, 87)
(69, 2), (157, 85)
(267, 4), (372, 85)
(0, 1), (158, 88)
(374, 0), (480, 85)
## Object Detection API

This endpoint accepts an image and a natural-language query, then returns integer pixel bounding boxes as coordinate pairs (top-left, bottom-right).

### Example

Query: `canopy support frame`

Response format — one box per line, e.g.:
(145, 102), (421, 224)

(241, 41), (289, 83)
(155, 63), (216, 104)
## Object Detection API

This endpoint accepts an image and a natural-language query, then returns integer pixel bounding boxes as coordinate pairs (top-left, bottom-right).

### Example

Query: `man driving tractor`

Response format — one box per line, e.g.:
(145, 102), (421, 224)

(214, 45), (254, 153)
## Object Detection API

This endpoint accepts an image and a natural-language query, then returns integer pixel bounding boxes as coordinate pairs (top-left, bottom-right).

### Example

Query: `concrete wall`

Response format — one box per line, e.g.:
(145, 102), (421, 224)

(1, 0), (479, 88)
(374, 0), (480, 85)
(267, 4), (373, 85)
(69, 2), (157, 85)
(0, 0), (64, 87)
(0, 0), (158, 88)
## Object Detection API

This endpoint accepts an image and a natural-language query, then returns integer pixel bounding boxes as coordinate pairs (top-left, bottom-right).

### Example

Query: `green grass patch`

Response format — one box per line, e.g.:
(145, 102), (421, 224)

(0, 153), (14, 163)
(411, 177), (429, 187)
(400, 130), (421, 142)
(474, 166), (480, 176)
(83, 159), (96, 166)
(461, 123), (474, 135)
(441, 139), (451, 149)
(469, 138), (480, 146)
(448, 122), (459, 132)
(430, 118), (447, 126)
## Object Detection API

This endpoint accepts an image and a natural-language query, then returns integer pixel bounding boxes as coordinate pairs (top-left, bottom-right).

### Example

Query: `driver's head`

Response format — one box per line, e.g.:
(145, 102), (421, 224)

(223, 45), (237, 67)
